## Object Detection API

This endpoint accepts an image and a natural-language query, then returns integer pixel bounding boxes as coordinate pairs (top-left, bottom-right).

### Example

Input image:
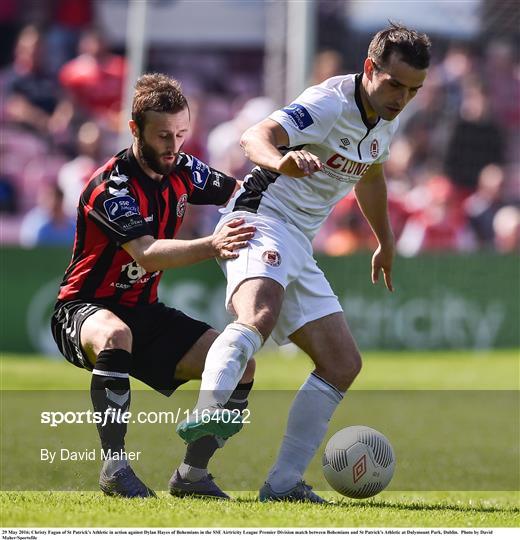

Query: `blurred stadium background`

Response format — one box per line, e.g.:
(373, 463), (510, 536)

(0, 0), (518, 357)
(1, 1), (519, 527)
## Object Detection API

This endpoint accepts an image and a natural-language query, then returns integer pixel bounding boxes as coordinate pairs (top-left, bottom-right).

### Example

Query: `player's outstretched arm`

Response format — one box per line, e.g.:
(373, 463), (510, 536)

(241, 119), (322, 178)
(123, 218), (255, 272)
(354, 164), (395, 292)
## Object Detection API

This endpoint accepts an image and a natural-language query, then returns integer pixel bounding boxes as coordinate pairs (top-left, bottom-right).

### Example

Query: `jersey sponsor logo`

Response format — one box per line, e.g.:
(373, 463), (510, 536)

(322, 168), (359, 184)
(187, 155), (210, 189)
(121, 261), (147, 283)
(282, 103), (314, 130)
(110, 261), (159, 289)
(176, 193), (188, 217)
(121, 217), (144, 231)
(340, 137), (351, 150)
(111, 282), (131, 290)
(262, 250), (281, 267)
(370, 138), (379, 158)
(325, 153), (371, 177)
(103, 195), (139, 222)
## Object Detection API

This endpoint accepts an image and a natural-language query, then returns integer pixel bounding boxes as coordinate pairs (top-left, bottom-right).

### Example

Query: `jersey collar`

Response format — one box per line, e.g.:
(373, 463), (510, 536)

(354, 73), (380, 129)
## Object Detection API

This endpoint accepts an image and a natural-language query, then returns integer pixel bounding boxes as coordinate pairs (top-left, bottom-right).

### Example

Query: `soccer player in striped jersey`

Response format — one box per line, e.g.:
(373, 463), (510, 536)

(51, 73), (256, 498)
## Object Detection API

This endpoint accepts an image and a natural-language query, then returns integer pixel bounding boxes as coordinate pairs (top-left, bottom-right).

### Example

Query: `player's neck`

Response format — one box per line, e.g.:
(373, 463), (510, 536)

(131, 141), (163, 182)
(359, 75), (379, 125)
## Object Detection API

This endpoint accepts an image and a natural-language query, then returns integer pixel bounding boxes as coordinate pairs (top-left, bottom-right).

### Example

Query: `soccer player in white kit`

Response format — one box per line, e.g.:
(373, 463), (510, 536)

(178, 23), (431, 502)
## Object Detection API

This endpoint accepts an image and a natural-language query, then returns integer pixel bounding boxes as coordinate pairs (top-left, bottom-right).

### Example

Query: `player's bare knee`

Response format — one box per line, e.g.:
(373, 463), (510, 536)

(348, 350), (362, 378)
(234, 278), (283, 340)
(103, 324), (132, 351)
(84, 317), (132, 356)
(316, 351), (361, 391)
(240, 305), (277, 341)
(257, 314), (276, 340)
(336, 351), (362, 388)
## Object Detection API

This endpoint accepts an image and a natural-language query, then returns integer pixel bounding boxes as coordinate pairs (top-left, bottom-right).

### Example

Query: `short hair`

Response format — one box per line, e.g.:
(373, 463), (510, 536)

(132, 73), (188, 131)
(368, 22), (431, 70)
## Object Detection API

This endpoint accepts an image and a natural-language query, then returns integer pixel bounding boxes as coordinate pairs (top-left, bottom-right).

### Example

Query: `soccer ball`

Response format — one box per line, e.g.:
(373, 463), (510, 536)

(322, 425), (395, 499)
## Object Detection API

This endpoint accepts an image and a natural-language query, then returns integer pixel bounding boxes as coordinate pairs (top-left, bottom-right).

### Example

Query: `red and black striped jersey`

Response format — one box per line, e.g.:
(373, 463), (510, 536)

(57, 147), (236, 306)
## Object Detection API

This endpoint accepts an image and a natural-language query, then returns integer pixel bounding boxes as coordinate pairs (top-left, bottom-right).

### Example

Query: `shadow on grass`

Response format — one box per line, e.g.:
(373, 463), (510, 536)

(333, 499), (519, 514)
(229, 492), (519, 514)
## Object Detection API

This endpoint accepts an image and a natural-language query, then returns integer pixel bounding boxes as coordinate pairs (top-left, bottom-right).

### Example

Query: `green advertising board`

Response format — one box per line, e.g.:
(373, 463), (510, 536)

(1, 247), (518, 353)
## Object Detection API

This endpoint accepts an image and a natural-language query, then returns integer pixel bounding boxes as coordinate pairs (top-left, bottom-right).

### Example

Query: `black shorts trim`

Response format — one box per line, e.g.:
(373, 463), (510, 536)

(51, 300), (212, 396)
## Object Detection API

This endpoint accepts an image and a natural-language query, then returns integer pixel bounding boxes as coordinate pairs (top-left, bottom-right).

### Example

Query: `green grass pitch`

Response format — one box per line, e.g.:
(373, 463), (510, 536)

(1, 349), (519, 527)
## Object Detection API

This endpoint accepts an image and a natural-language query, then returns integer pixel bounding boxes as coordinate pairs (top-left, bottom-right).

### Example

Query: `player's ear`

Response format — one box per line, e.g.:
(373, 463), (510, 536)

(364, 58), (375, 81)
(129, 119), (139, 139)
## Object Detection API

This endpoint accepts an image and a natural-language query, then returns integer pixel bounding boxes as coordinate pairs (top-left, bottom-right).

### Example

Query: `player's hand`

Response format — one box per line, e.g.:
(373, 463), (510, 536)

(371, 242), (394, 292)
(277, 150), (322, 178)
(211, 218), (256, 259)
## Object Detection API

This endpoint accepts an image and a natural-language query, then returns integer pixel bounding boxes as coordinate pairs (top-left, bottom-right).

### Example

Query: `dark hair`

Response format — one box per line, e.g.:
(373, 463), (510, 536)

(368, 22), (431, 70)
(132, 73), (188, 131)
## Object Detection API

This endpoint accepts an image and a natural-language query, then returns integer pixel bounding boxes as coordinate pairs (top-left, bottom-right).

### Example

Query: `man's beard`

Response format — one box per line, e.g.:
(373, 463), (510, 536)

(137, 137), (176, 176)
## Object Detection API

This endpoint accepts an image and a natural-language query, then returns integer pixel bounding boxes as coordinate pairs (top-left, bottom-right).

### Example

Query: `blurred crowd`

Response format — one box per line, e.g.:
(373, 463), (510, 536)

(312, 44), (520, 256)
(0, 2), (518, 255)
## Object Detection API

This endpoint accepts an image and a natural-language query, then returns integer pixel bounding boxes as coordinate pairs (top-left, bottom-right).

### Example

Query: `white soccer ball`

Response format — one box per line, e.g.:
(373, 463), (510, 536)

(322, 425), (395, 499)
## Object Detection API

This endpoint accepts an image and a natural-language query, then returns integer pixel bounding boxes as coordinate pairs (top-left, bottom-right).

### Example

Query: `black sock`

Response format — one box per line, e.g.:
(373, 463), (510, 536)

(90, 349), (131, 454)
(183, 381), (254, 469)
(183, 435), (220, 469)
(224, 380), (254, 414)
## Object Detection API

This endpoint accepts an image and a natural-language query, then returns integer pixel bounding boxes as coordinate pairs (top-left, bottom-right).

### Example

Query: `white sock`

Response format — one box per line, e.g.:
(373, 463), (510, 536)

(196, 322), (263, 411)
(266, 372), (344, 492)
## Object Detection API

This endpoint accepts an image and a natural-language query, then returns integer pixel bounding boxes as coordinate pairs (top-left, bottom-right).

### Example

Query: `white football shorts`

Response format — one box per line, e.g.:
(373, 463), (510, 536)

(216, 211), (343, 345)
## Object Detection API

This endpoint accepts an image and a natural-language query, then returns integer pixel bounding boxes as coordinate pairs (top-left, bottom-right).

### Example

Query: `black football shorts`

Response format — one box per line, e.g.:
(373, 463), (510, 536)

(51, 300), (211, 396)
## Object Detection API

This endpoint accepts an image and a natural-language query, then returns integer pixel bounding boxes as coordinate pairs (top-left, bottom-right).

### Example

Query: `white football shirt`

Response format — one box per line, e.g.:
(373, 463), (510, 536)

(228, 74), (399, 240)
